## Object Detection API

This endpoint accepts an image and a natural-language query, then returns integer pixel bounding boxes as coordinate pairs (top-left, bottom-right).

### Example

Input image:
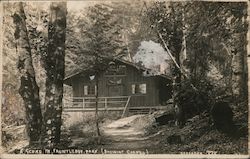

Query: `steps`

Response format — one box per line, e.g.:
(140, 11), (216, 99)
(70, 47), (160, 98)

(128, 106), (169, 115)
(129, 108), (152, 115)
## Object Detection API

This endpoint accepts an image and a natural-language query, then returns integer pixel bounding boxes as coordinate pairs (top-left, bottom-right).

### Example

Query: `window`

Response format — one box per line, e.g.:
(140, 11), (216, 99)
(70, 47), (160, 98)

(84, 85), (96, 95)
(131, 83), (146, 94)
(139, 84), (147, 94)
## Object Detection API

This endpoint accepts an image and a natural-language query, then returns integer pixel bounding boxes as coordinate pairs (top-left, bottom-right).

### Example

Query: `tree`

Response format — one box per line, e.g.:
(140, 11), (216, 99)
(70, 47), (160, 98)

(24, 2), (49, 112)
(12, 1), (67, 147)
(182, 2), (248, 104)
(66, 2), (130, 140)
(65, 1), (145, 74)
(144, 1), (248, 123)
(43, 2), (67, 146)
(12, 2), (43, 144)
(84, 4), (126, 140)
(2, 3), (26, 128)
(145, 2), (184, 125)
(228, 3), (248, 101)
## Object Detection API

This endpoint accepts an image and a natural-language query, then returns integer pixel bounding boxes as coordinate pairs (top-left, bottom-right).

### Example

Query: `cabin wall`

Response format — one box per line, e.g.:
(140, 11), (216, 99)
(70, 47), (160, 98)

(72, 76), (80, 97)
(124, 65), (159, 107)
(70, 63), (171, 107)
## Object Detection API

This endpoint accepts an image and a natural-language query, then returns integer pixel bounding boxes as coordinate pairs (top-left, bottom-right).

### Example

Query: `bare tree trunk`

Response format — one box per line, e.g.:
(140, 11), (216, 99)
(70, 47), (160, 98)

(13, 2), (43, 145)
(95, 73), (101, 143)
(180, 3), (188, 75)
(231, 44), (244, 98)
(247, 0), (250, 113)
(231, 13), (248, 102)
(43, 2), (66, 147)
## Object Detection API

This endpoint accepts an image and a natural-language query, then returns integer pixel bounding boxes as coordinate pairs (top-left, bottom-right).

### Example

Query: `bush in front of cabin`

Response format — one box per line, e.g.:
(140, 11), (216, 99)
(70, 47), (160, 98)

(175, 78), (213, 126)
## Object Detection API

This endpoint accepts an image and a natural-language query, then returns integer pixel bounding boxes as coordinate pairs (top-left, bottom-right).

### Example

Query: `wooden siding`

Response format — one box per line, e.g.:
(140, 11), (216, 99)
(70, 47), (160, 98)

(125, 64), (157, 107)
(70, 61), (171, 107)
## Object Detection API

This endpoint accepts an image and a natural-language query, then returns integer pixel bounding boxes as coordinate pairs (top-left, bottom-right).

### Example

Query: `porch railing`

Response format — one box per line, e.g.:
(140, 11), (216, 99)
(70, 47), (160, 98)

(63, 96), (131, 114)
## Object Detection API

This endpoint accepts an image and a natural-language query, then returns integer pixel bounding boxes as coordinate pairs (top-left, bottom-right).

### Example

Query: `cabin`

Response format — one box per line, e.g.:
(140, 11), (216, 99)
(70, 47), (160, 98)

(63, 59), (173, 116)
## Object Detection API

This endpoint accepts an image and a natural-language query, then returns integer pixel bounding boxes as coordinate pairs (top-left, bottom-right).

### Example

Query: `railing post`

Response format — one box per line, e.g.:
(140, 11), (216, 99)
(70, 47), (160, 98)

(105, 98), (108, 111)
(62, 99), (65, 109)
(121, 96), (131, 118)
(82, 97), (85, 111)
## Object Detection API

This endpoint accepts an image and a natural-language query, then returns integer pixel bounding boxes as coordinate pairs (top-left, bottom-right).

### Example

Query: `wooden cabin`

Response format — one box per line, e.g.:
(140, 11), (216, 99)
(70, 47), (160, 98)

(64, 59), (173, 114)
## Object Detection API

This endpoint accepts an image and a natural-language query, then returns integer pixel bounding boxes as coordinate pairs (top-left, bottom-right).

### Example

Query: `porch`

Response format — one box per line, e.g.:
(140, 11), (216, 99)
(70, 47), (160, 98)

(63, 96), (170, 117)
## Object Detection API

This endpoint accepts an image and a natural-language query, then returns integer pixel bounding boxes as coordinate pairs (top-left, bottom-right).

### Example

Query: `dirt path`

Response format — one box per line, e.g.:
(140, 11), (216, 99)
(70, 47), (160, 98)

(97, 115), (162, 152)
(68, 113), (248, 154)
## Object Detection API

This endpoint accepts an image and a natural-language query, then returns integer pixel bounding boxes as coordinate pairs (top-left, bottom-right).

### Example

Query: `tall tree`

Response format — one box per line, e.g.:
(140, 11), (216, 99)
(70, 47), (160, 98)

(144, 1), (248, 124)
(2, 3), (26, 127)
(9, 1), (67, 147)
(66, 3), (129, 140)
(145, 2), (184, 125)
(24, 2), (49, 112)
(65, 1), (145, 75)
(85, 4), (126, 139)
(229, 3), (248, 101)
(43, 2), (67, 146)
(12, 2), (43, 144)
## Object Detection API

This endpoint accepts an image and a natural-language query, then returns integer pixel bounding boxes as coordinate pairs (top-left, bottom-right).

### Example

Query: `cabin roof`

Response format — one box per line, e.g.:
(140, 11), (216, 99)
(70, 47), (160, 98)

(64, 58), (172, 83)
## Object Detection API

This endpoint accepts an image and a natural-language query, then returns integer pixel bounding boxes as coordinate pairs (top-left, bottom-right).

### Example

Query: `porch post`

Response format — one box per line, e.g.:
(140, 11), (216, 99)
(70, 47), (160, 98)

(82, 97), (85, 111)
(105, 98), (108, 111)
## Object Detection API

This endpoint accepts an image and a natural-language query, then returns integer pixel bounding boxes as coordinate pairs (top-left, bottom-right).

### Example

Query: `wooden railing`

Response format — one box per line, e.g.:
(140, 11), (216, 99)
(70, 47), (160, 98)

(63, 96), (172, 117)
(63, 96), (131, 113)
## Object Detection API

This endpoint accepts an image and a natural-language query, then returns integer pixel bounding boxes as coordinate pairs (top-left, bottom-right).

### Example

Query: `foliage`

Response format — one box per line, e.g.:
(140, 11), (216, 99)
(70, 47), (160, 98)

(65, 2), (146, 138)
(2, 0), (248, 151)
(65, 1), (146, 75)
(66, 3), (126, 74)
(146, 2), (183, 55)
(157, 113), (248, 154)
(145, 2), (247, 107)
(2, 2), (50, 127)
(2, 1), (67, 147)
(176, 79), (213, 119)
(2, 3), (25, 126)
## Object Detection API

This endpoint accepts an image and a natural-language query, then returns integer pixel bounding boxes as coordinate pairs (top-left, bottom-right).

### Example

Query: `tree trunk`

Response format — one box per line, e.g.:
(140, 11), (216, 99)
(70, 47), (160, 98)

(43, 2), (66, 147)
(231, 12), (248, 102)
(95, 73), (101, 143)
(13, 2), (43, 145)
(231, 45), (244, 98)
(247, 0), (250, 113)
(180, 4), (189, 77)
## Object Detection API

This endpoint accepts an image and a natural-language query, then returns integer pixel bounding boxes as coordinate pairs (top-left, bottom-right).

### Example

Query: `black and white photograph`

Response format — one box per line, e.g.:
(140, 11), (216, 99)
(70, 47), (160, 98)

(0, 0), (249, 157)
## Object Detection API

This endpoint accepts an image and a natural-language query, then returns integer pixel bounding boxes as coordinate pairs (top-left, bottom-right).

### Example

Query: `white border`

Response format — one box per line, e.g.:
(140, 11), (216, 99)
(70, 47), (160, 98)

(0, 154), (250, 158)
(0, 0), (249, 158)
(0, 0), (4, 154)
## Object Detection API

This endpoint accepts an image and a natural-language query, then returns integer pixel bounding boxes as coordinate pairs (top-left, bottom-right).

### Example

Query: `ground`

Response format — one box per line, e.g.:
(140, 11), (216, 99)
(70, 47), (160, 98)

(2, 108), (248, 155)
(64, 112), (248, 154)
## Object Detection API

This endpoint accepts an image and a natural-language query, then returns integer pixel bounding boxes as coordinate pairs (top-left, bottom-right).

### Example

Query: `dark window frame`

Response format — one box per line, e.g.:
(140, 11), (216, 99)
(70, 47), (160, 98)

(83, 85), (96, 96)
